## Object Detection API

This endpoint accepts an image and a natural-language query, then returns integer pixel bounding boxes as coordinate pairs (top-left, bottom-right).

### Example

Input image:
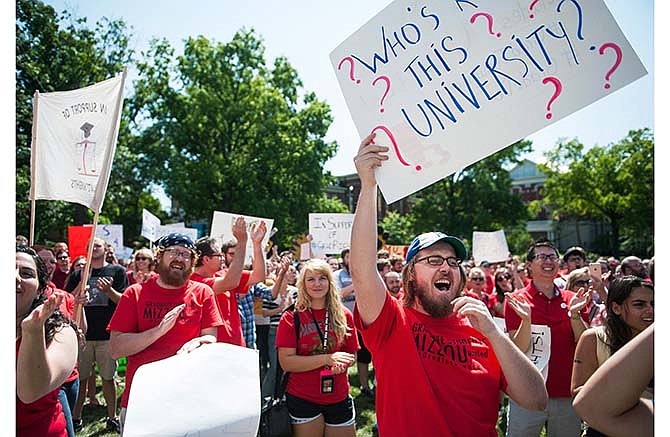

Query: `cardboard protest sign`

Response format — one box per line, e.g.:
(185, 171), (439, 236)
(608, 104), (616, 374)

(85, 224), (123, 255)
(30, 71), (126, 212)
(331, 0), (647, 203)
(492, 318), (550, 381)
(309, 213), (355, 255)
(123, 343), (260, 436)
(472, 230), (509, 264)
(210, 211), (274, 265)
(141, 208), (161, 241)
(68, 225), (94, 260)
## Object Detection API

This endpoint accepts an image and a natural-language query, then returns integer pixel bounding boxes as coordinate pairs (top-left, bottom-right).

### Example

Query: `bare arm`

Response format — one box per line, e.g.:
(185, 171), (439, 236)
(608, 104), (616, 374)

(453, 297), (547, 411)
(349, 133), (389, 326)
(573, 325), (654, 437)
(109, 304), (185, 360)
(569, 287), (589, 342)
(248, 221), (268, 287)
(278, 347), (355, 373)
(506, 293), (532, 353)
(339, 283), (355, 298)
(570, 329), (599, 396)
(16, 293), (78, 403)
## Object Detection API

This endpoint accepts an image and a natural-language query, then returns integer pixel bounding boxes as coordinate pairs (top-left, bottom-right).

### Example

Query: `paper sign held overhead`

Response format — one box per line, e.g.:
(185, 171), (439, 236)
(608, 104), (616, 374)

(472, 230), (509, 265)
(210, 211), (274, 265)
(331, 0), (647, 203)
(309, 213), (355, 256)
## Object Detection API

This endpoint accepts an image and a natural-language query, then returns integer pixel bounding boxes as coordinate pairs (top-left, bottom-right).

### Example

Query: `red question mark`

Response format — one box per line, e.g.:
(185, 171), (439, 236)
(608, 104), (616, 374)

(370, 126), (422, 171)
(470, 12), (501, 38)
(372, 76), (391, 113)
(541, 77), (562, 120)
(529, 0), (540, 19)
(590, 43), (622, 90)
(338, 57), (360, 84)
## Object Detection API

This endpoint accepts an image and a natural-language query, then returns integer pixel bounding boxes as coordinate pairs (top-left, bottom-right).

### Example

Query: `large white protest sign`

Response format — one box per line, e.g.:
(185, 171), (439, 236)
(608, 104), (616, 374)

(141, 209), (161, 241)
(331, 0), (646, 203)
(210, 211), (274, 264)
(123, 343), (260, 436)
(30, 70), (127, 212)
(85, 224), (124, 255)
(472, 230), (509, 264)
(309, 213), (355, 255)
(492, 318), (551, 381)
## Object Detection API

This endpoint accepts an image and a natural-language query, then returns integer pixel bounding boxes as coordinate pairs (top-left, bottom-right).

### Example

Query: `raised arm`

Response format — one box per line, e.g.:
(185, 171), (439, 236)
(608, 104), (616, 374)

(452, 296), (547, 411)
(573, 324), (654, 437)
(210, 217), (248, 294)
(248, 221), (268, 287)
(16, 293), (78, 403)
(505, 293), (532, 353)
(349, 133), (389, 326)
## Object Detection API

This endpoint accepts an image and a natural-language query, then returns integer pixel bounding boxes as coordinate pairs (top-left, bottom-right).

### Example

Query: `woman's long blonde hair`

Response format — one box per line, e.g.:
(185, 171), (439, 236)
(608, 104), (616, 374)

(295, 259), (351, 345)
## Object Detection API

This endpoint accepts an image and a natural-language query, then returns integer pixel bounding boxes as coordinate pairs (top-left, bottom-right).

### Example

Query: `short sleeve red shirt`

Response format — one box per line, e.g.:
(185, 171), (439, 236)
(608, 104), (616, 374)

(276, 307), (359, 405)
(107, 276), (222, 407)
(504, 281), (577, 398)
(354, 295), (506, 437)
(190, 270), (252, 346)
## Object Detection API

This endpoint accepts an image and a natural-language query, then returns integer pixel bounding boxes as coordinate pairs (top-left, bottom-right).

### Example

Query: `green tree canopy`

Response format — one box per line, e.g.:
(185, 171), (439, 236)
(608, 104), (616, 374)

(16, 0), (159, 246)
(131, 30), (346, 247)
(410, 140), (534, 253)
(539, 128), (654, 257)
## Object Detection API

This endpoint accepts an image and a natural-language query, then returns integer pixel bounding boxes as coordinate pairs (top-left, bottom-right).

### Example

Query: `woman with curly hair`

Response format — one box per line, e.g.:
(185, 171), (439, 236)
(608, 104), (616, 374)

(276, 259), (360, 437)
(571, 276), (654, 436)
(16, 245), (80, 436)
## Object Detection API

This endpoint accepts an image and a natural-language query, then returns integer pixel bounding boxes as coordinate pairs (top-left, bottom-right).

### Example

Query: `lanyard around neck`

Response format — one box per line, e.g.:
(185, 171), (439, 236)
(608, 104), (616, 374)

(309, 309), (329, 354)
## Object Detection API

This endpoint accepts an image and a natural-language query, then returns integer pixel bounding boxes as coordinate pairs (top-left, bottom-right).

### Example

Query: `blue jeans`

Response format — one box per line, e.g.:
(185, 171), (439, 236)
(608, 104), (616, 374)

(261, 326), (278, 399)
(58, 378), (80, 437)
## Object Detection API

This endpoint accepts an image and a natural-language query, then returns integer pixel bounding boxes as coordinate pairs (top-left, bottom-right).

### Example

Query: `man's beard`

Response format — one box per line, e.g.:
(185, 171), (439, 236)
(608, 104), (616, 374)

(417, 288), (453, 318)
(157, 261), (190, 287)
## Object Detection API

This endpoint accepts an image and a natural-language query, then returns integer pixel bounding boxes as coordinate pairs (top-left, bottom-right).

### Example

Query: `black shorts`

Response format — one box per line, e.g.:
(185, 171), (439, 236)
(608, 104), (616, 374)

(285, 393), (355, 426)
(356, 332), (372, 364)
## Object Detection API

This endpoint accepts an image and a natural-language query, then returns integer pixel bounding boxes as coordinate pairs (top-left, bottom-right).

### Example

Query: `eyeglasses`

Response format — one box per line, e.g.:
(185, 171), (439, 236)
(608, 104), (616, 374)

(415, 255), (461, 268)
(207, 254), (223, 259)
(496, 275), (512, 281)
(470, 277), (485, 282)
(164, 248), (192, 260)
(533, 254), (559, 262)
(135, 256), (150, 261)
(574, 279), (592, 288)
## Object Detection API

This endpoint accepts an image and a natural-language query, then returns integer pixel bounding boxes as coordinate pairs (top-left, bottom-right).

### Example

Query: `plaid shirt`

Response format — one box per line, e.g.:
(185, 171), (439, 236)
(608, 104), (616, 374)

(237, 282), (274, 348)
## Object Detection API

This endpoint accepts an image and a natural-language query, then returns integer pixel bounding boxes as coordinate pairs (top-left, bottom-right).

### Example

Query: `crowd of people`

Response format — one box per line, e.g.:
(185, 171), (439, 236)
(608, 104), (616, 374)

(16, 141), (654, 436)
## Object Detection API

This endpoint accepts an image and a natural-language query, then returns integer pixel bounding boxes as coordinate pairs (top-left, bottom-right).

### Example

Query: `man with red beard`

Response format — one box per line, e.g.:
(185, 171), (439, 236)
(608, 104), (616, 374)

(108, 233), (222, 432)
(349, 134), (547, 436)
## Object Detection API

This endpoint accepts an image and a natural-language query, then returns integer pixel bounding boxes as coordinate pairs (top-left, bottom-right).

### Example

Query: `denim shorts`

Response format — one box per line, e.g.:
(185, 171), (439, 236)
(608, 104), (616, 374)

(285, 393), (355, 426)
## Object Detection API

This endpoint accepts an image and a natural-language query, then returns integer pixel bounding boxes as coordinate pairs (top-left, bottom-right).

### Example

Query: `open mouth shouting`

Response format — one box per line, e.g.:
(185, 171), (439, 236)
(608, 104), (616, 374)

(434, 278), (452, 293)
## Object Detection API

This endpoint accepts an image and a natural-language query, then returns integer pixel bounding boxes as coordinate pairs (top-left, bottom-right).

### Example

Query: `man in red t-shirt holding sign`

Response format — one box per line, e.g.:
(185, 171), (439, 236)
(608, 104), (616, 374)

(349, 135), (548, 436)
(108, 233), (223, 432)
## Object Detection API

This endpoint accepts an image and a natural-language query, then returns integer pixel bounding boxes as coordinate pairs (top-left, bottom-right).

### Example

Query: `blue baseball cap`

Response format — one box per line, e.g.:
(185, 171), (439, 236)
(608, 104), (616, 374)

(405, 232), (468, 264)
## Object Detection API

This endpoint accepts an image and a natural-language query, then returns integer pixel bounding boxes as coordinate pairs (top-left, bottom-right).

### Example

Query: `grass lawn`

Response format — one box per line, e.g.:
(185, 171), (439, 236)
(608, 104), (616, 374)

(78, 363), (521, 437)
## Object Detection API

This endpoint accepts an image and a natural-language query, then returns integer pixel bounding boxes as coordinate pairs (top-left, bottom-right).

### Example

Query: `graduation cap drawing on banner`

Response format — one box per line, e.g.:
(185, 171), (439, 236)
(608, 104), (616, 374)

(80, 122), (94, 138)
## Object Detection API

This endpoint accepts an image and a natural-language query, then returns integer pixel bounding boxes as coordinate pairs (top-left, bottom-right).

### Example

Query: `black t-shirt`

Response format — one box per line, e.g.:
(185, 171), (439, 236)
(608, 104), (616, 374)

(66, 263), (128, 340)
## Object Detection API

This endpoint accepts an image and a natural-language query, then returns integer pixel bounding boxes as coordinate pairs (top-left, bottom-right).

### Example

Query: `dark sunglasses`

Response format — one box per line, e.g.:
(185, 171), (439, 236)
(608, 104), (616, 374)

(496, 275), (512, 281)
(57, 255), (69, 260)
(135, 256), (150, 261)
(470, 277), (485, 282)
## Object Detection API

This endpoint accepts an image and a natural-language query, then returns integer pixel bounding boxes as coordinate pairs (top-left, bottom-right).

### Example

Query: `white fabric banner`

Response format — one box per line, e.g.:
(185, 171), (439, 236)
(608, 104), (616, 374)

(309, 213), (354, 255)
(330, 0), (647, 203)
(123, 343), (261, 436)
(472, 230), (509, 264)
(30, 70), (127, 212)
